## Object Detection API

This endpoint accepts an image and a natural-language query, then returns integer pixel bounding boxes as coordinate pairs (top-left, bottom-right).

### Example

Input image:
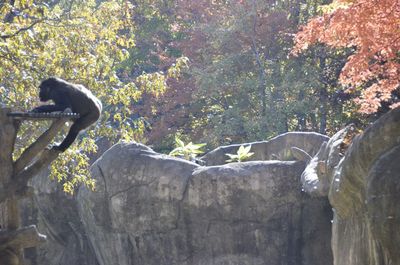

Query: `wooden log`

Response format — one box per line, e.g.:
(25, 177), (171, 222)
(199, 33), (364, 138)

(7, 112), (80, 120)
(0, 149), (61, 204)
(14, 117), (68, 174)
(0, 225), (46, 250)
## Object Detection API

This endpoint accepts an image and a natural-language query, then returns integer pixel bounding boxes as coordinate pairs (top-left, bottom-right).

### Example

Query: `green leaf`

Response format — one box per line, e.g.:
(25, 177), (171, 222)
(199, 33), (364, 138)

(225, 145), (254, 163)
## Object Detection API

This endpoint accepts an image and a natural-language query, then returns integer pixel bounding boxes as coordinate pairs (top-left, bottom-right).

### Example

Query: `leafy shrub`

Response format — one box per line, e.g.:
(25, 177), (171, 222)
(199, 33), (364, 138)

(169, 137), (206, 161)
(225, 145), (254, 163)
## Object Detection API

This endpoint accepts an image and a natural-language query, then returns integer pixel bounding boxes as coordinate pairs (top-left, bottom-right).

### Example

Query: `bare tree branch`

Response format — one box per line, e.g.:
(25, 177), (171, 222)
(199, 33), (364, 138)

(0, 148), (61, 204)
(291, 147), (312, 162)
(249, 0), (267, 117)
(0, 19), (44, 40)
(0, 225), (46, 250)
(14, 117), (68, 174)
(15, 148), (61, 187)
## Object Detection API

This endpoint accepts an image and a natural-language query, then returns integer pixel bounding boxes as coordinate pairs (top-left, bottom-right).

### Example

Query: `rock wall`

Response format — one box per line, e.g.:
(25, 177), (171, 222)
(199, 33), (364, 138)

(22, 109), (400, 265)
(22, 170), (98, 265)
(300, 109), (400, 265)
(23, 133), (333, 265)
(201, 132), (329, 166)
(76, 142), (332, 265)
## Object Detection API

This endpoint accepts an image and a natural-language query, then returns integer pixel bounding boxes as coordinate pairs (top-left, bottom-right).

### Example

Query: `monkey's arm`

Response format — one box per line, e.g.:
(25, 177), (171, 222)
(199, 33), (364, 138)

(32, 93), (72, 113)
(31, 104), (69, 113)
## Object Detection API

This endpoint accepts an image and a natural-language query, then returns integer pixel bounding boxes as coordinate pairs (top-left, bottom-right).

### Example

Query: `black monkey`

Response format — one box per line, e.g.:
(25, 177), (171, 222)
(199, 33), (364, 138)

(32, 77), (102, 152)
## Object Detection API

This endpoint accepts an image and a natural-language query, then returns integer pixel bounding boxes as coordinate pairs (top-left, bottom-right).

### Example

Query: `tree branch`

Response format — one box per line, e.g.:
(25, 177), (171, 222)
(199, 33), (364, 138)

(14, 116), (69, 174)
(0, 149), (61, 204)
(14, 148), (61, 187)
(291, 146), (312, 162)
(0, 225), (46, 250)
(0, 19), (44, 40)
(249, 0), (266, 117)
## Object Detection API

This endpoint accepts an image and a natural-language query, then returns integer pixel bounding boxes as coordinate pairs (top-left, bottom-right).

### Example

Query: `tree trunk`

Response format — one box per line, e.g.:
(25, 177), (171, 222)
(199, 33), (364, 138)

(318, 55), (328, 134)
(250, 0), (267, 129)
(319, 88), (328, 134)
(0, 107), (20, 263)
(0, 107), (69, 265)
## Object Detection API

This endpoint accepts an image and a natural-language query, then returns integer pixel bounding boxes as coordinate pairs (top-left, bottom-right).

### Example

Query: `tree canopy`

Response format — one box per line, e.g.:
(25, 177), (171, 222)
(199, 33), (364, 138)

(1, 0), (397, 191)
(136, 0), (355, 150)
(293, 0), (400, 114)
(0, 0), (187, 192)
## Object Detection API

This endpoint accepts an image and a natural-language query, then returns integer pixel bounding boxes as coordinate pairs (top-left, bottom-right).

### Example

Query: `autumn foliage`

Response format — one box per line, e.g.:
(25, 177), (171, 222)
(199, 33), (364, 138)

(293, 0), (400, 114)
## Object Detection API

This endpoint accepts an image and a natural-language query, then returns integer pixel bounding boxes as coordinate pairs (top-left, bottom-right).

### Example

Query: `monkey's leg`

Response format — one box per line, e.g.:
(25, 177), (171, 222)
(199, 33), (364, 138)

(54, 114), (97, 151)
(54, 123), (82, 152)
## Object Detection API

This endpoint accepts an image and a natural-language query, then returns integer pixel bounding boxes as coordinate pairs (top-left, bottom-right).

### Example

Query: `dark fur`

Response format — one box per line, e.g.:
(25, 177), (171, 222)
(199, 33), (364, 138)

(32, 77), (102, 151)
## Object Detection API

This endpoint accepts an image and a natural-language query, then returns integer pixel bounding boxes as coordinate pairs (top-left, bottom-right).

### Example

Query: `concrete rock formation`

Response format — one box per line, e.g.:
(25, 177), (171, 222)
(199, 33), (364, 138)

(22, 109), (400, 265)
(300, 108), (400, 265)
(76, 142), (332, 265)
(24, 133), (333, 265)
(22, 170), (98, 265)
(201, 132), (329, 166)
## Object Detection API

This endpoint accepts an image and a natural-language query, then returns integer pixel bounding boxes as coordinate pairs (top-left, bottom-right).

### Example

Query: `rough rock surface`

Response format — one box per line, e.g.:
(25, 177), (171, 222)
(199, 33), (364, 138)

(22, 170), (98, 265)
(201, 132), (329, 166)
(300, 109), (400, 265)
(76, 142), (332, 265)
(21, 133), (333, 265)
(300, 126), (351, 196)
(21, 107), (400, 265)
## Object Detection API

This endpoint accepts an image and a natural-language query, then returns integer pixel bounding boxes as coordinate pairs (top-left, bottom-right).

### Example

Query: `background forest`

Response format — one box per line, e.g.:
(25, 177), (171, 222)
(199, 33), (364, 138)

(0, 0), (398, 190)
(134, 0), (354, 150)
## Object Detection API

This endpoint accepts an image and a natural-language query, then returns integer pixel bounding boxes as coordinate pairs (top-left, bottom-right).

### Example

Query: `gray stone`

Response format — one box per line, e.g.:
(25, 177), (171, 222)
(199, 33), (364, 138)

(301, 108), (400, 265)
(23, 138), (333, 265)
(201, 132), (329, 166)
(77, 142), (332, 265)
(300, 126), (351, 196)
(23, 106), (400, 265)
(22, 169), (98, 265)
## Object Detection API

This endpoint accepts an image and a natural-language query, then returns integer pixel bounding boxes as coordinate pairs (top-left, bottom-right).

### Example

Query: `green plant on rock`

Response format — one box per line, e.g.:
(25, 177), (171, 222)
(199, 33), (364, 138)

(226, 145), (254, 163)
(169, 137), (206, 161)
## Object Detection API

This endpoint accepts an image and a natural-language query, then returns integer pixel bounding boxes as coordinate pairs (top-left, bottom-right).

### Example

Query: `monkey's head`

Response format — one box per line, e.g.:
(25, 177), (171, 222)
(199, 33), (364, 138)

(38, 77), (60, 102)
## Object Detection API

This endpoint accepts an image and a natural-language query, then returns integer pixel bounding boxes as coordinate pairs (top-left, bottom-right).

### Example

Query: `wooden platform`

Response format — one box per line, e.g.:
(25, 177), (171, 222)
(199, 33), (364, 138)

(7, 112), (80, 120)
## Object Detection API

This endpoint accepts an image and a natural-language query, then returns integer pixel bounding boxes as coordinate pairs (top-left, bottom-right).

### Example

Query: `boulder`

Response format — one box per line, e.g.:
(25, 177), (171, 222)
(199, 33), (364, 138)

(77, 142), (332, 265)
(21, 137), (333, 265)
(22, 170), (98, 265)
(201, 132), (329, 166)
(300, 126), (351, 196)
(300, 108), (400, 265)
